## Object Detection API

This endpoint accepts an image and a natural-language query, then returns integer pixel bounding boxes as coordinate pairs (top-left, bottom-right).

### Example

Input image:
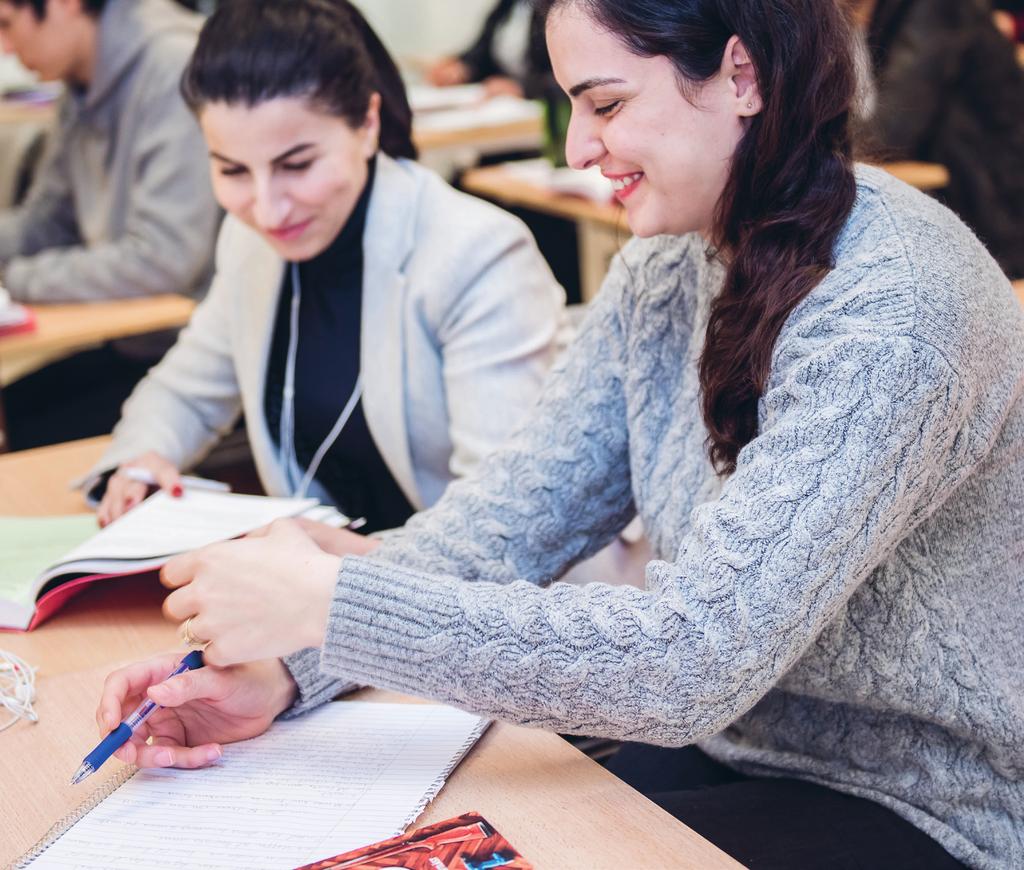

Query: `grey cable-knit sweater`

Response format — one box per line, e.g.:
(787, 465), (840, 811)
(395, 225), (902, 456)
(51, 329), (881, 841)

(284, 166), (1024, 868)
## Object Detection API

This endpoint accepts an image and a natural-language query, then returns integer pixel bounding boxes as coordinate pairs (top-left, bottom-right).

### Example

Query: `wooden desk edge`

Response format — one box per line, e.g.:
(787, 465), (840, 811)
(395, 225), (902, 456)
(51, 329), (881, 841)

(461, 164), (625, 230)
(414, 116), (543, 151)
(461, 160), (951, 233)
(0, 295), (195, 360)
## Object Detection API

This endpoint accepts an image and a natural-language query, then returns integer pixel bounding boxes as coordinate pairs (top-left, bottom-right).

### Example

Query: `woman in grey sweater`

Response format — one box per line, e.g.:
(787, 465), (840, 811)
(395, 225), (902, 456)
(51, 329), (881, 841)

(98, 0), (1023, 866)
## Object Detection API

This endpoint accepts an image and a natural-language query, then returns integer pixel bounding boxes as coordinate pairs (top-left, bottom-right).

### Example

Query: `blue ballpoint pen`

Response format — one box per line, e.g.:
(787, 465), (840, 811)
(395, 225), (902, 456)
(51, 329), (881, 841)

(70, 649), (204, 785)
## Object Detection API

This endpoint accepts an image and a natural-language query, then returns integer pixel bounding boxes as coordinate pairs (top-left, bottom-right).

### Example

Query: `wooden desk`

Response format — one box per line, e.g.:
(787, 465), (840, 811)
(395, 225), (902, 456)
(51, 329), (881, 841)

(879, 161), (950, 191)
(0, 99), (57, 127)
(0, 294), (195, 451)
(462, 163), (626, 302)
(0, 438), (741, 870)
(463, 160), (952, 301)
(463, 160), (951, 230)
(0, 294), (196, 386)
(414, 115), (543, 153)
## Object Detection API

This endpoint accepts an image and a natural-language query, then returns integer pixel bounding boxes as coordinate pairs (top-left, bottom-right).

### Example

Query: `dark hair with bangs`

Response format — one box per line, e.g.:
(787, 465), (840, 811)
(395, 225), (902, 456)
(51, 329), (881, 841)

(537, 0), (857, 474)
(181, 0), (416, 160)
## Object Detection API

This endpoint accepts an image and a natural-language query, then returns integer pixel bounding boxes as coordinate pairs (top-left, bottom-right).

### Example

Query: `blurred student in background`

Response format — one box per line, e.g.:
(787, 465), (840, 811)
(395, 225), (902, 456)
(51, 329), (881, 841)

(0, 0), (219, 450)
(87, 0), (564, 535)
(426, 0), (552, 99)
(852, 0), (1024, 279)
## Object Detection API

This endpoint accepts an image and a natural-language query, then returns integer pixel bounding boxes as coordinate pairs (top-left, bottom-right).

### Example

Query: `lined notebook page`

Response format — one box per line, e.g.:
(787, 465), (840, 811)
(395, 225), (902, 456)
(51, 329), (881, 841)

(29, 703), (487, 869)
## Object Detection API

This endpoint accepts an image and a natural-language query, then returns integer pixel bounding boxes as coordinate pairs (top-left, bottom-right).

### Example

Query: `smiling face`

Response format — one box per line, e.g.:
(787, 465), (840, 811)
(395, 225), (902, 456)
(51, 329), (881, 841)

(0, 0), (96, 84)
(546, 4), (759, 239)
(199, 95), (380, 262)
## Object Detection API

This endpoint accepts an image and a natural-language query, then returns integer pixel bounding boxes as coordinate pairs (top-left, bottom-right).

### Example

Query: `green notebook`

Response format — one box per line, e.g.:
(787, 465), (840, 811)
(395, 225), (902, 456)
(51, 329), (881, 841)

(0, 515), (98, 611)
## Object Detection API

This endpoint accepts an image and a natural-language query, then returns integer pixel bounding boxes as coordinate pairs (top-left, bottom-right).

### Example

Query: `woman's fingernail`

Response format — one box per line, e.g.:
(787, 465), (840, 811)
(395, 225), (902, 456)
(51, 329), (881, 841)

(205, 747), (222, 762)
(155, 749), (174, 767)
(172, 485), (184, 498)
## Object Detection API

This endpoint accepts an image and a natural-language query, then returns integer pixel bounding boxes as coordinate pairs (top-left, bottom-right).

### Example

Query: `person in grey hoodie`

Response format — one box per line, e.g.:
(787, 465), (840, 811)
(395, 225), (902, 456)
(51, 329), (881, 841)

(95, 0), (1022, 867)
(0, 0), (219, 449)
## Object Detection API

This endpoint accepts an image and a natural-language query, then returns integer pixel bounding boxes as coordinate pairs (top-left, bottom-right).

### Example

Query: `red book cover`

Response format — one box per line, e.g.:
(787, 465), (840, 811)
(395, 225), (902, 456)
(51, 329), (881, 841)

(295, 812), (533, 870)
(0, 567), (161, 634)
(0, 303), (36, 337)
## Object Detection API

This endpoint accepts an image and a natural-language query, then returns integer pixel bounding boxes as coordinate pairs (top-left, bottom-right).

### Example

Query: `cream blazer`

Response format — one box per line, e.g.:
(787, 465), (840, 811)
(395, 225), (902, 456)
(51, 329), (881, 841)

(85, 155), (565, 509)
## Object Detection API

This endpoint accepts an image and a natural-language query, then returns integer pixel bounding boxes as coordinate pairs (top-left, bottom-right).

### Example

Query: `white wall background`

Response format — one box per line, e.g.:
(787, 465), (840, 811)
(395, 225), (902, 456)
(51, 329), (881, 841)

(352, 0), (497, 64)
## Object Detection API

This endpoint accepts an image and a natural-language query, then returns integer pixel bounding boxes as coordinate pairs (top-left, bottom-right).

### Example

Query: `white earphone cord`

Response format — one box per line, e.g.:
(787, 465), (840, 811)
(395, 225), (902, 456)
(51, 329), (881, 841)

(282, 262), (364, 500)
(0, 649), (38, 733)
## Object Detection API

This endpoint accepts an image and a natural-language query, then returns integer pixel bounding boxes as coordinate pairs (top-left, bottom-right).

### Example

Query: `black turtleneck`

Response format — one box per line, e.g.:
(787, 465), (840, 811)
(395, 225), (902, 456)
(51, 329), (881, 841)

(264, 157), (415, 534)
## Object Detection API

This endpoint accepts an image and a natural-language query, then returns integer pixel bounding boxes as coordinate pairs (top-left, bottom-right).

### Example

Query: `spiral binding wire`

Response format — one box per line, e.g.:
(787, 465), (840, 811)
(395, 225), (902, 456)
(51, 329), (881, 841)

(397, 718), (491, 832)
(14, 765), (138, 867)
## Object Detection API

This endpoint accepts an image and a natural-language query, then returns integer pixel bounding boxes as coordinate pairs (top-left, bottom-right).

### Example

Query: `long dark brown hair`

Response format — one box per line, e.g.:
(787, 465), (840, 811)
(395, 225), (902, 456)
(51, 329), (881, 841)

(181, 0), (417, 161)
(538, 0), (858, 474)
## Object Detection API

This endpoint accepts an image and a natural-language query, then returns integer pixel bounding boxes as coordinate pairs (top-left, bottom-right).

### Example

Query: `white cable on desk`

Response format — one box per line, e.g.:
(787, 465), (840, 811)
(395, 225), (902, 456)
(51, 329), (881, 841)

(0, 649), (37, 732)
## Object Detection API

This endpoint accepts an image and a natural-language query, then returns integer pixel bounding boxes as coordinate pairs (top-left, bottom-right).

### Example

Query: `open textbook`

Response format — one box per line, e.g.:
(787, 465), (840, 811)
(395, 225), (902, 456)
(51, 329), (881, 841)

(0, 489), (347, 631)
(18, 702), (490, 870)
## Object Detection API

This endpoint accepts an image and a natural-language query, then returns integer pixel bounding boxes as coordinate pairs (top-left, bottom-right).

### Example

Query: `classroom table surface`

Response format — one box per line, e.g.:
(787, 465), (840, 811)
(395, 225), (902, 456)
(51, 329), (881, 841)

(0, 294), (196, 387)
(413, 114), (543, 152)
(462, 160), (952, 232)
(0, 437), (742, 870)
(462, 162), (625, 230)
(3, 94), (541, 156)
(0, 98), (57, 126)
(882, 160), (950, 191)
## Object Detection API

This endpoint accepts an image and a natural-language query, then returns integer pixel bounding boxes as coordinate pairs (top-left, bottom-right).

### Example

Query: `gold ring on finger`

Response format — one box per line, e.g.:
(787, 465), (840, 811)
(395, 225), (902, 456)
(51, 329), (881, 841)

(181, 616), (206, 648)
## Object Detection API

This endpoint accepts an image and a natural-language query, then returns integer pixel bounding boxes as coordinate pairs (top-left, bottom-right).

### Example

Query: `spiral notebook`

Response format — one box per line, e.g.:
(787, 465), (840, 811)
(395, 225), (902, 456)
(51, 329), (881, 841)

(17, 702), (489, 869)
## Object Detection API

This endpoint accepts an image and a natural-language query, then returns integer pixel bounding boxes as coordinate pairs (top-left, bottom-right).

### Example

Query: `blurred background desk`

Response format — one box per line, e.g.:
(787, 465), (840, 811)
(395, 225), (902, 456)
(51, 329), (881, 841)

(414, 112), (542, 153)
(463, 160), (954, 301)
(0, 437), (741, 870)
(462, 161), (623, 302)
(411, 92), (543, 179)
(0, 292), (195, 384)
(883, 160), (950, 191)
(0, 295), (196, 452)
(0, 295), (196, 386)
(0, 99), (57, 127)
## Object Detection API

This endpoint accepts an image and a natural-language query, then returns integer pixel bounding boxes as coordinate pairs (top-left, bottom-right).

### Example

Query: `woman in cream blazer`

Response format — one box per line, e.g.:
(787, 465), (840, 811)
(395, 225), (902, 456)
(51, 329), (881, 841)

(86, 1), (563, 527)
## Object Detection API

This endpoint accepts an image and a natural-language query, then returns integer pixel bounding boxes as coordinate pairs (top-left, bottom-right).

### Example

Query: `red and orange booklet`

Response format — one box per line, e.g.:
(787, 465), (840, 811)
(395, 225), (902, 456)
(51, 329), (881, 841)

(295, 812), (533, 870)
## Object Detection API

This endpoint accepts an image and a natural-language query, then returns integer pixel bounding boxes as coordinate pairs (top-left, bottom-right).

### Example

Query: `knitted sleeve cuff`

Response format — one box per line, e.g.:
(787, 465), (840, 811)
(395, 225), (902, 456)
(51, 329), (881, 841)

(279, 646), (359, 719)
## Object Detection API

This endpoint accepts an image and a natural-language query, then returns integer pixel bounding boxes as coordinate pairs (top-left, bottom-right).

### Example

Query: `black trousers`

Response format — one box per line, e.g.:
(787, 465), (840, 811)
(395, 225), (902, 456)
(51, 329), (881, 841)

(606, 744), (967, 870)
(2, 345), (154, 452)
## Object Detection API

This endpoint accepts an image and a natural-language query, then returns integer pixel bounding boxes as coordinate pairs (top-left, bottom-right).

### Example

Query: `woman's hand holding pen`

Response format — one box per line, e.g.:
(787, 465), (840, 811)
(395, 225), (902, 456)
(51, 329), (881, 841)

(96, 653), (297, 769)
(162, 519), (341, 666)
(98, 452), (182, 527)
